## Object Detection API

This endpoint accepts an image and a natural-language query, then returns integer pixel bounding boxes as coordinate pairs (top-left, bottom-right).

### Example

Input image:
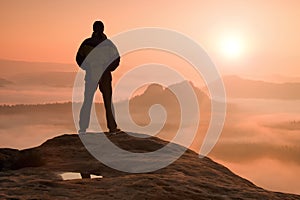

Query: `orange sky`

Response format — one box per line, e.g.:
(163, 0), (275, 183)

(0, 1), (300, 79)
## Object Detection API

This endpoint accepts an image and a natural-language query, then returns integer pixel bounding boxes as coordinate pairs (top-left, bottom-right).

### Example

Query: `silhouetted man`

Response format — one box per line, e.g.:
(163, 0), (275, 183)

(76, 21), (121, 134)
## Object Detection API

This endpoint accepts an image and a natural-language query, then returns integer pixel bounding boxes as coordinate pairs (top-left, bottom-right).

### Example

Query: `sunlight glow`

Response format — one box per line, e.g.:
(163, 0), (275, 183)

(220, 35), (244, 59)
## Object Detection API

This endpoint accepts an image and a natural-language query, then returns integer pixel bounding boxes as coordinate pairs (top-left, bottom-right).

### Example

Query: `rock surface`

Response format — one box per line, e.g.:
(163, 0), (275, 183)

(0, 133), (299, 200)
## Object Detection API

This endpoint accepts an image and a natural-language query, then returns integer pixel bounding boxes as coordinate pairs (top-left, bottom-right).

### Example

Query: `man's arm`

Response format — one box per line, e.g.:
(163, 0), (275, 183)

(107, 56), (120, 72)
(106, 40), (120, 72)
(76, 39), (95, 69)
(76, 42), (86, 67)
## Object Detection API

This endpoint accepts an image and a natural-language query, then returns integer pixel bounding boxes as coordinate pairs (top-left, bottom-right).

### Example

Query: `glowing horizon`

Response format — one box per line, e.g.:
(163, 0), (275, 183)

(0, 1), (300, 79)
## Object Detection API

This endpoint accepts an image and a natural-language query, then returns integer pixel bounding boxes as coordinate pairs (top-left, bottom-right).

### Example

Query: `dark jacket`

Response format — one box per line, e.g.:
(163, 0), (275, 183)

(76, 32), (120, 71)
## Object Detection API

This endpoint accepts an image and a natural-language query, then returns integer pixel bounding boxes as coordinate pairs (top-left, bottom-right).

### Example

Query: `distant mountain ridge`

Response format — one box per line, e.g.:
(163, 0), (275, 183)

(219, 75), (300, 99)
(0, 77), (13, 87)
(1, 59), (300, 101)
(0, 59), (75, 75)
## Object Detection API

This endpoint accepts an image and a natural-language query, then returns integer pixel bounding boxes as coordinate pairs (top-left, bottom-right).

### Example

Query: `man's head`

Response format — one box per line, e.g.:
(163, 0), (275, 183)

(93, 21), (104, 33)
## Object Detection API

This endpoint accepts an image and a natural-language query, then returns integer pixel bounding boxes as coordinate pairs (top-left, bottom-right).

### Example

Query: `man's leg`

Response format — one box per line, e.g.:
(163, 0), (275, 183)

(99, 72), (117, 131)
(79, 79), (98, 132)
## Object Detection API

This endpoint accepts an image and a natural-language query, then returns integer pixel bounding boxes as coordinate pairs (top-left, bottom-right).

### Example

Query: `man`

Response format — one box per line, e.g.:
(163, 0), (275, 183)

(76, 21), (121, 134)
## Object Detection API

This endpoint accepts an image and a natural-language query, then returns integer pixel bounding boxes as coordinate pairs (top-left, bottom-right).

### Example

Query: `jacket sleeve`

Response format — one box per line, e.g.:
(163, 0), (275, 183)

(76, 42), (86, 67)
(106, 41), (120, 72)
(107, 56), (120, 71)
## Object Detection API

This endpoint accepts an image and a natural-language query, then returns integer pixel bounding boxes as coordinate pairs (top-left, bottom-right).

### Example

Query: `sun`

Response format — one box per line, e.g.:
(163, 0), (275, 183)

(220, 35), (244, 59)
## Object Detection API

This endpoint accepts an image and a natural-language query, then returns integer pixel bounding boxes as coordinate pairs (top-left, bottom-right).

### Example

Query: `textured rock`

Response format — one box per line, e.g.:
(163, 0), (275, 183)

(0, 133), (299, 200)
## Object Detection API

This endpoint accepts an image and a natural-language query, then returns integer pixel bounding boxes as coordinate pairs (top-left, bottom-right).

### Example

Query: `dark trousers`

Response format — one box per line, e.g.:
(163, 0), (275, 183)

(79, 71), (117, 131)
